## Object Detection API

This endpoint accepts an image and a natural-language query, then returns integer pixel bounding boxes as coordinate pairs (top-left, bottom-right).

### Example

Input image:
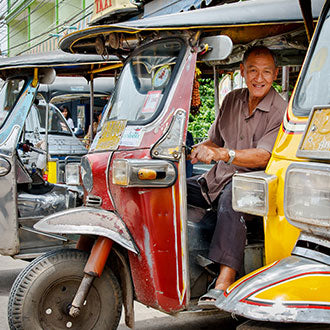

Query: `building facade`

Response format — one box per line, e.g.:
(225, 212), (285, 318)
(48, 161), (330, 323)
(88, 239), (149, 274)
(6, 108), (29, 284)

(4, 0), (237, 57)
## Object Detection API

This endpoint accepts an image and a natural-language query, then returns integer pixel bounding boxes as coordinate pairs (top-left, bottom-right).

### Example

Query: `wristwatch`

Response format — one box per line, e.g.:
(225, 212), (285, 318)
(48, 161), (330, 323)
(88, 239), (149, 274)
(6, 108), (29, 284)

(225, 149), (236, 165)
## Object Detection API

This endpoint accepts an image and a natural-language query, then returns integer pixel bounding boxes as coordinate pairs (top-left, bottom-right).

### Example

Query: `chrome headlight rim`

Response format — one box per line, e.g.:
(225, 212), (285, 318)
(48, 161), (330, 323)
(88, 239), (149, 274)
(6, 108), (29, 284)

(65, 163), (80, 186)
(284, 162), (330, 233)
(232, 171), (277, 217)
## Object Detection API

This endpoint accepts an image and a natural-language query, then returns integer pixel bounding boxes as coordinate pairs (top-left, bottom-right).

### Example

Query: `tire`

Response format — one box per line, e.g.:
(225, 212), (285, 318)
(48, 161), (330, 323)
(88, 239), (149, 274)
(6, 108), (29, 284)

(8, 248), (122, 330)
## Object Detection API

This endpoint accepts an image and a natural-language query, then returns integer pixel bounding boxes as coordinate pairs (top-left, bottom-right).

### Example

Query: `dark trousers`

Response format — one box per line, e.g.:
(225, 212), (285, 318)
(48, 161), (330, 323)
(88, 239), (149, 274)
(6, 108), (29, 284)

(187, 176), (247, 273)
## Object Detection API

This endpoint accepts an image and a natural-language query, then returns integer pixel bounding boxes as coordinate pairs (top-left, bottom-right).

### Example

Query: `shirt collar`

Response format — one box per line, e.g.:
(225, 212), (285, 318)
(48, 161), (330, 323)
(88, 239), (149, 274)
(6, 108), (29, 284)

(254, 86), (276, 113)
(237, 87), (276, 115)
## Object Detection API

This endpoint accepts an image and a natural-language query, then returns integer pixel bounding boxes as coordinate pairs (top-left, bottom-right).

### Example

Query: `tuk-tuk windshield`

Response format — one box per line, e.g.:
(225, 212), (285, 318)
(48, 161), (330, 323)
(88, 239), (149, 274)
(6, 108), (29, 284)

(294, 5), (330, 116)
(25, 103), (72, 135)
(104, 39), (184, 123)
(0, 79), (25, 128)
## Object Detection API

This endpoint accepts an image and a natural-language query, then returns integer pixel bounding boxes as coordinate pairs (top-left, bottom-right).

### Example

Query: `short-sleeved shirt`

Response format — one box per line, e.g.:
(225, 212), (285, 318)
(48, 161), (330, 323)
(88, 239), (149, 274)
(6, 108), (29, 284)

(204, 86), (287, 202)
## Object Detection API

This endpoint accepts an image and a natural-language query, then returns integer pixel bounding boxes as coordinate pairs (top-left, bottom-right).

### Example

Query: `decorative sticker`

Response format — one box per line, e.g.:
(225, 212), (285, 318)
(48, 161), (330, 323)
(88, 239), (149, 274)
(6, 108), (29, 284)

(299, 108), (330, 152)
(152, 65), (171, 89)
(120, 126), (144, 147)
(142, 90), (162, 114)
(93, 120), (127, 151)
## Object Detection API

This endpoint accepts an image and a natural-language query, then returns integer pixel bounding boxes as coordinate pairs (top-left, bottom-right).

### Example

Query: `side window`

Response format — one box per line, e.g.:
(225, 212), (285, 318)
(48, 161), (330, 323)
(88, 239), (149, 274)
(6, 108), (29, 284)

(293, 8), (330, 116)
(0, 79), (25, 128)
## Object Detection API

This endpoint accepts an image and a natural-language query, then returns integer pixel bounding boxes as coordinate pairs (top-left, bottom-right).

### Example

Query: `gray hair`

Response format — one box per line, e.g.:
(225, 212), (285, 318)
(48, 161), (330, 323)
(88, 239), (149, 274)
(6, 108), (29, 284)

(242, 45), (278, 67)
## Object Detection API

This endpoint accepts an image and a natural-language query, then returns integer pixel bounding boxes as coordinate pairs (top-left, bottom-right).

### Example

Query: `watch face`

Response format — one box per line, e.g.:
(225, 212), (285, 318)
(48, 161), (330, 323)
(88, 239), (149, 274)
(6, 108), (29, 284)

(152, 65), (171, 89)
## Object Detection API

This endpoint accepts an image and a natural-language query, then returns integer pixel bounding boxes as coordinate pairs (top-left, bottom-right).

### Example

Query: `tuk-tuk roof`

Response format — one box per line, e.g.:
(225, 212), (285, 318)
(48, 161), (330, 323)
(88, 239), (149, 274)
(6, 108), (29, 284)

(38, 76), (115, 103)
(0, 50), (121, 79)
(59, 0), (324, 54)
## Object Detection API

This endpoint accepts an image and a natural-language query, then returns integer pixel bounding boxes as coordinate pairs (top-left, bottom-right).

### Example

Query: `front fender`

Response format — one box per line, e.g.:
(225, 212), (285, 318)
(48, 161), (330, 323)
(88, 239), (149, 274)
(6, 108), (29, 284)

(34, 207), (138, 254)
(217, 256), (330, 324)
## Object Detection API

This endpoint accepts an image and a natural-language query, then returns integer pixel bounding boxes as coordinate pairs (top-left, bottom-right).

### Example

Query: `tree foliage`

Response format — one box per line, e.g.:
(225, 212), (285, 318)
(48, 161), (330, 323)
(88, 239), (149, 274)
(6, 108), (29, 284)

(188, 78), (215, 143)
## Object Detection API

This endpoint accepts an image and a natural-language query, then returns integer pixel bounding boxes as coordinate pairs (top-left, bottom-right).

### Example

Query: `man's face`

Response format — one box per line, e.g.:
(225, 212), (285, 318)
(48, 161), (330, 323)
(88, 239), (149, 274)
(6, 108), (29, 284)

(240, 51), (278, 100)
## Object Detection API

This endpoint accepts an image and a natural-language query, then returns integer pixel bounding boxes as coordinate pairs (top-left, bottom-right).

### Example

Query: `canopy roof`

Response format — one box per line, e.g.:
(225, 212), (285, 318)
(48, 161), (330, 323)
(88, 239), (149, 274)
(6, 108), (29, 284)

(38, 76), (115, 103)
(59, 0), (324, 54)
(0, 50), (121, 79)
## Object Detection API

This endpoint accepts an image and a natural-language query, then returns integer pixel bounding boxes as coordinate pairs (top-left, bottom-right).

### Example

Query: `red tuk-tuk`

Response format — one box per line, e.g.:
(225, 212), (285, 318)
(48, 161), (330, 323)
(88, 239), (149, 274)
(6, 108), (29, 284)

(8, 0), (327, 329)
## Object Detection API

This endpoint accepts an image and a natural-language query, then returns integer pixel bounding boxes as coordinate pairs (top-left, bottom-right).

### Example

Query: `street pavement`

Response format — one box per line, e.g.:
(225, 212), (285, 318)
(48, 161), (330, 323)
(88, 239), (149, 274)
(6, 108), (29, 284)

(0, 255), (240, 329)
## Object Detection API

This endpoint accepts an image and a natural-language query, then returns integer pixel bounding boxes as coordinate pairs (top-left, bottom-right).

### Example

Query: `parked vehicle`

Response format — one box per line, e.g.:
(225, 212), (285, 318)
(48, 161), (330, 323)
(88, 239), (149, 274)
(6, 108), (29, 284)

(28, 76), (115, 183)
(7, 0), (327, 329)
(0, 51), (120, 260)
(218, 0), (330, 328)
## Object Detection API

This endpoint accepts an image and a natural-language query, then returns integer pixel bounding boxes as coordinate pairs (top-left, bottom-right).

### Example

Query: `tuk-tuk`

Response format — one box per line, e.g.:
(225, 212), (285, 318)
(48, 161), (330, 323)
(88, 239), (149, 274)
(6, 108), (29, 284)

(0, 51), (120, 260)
(32, 76), (115, 183)
(7, 0), (327, 329)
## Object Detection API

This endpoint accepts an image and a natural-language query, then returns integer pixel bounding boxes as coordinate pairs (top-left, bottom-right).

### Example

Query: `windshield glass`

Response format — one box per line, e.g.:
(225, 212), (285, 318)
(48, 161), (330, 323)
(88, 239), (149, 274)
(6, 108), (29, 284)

(0, 79), (25, 128)
(104, 39), (184, 123)
(294, 5), (330, 116)
(26, 102), (71, 135)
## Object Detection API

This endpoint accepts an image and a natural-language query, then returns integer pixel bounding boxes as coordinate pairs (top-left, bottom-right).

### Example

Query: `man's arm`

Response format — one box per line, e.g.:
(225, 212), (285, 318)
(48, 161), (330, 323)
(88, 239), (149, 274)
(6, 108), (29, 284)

(190, 142), (270, 169)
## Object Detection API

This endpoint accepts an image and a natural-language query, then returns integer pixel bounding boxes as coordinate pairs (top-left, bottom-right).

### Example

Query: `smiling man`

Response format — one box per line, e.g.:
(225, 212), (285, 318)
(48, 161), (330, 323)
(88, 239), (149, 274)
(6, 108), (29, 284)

(187, 45), (287, 308)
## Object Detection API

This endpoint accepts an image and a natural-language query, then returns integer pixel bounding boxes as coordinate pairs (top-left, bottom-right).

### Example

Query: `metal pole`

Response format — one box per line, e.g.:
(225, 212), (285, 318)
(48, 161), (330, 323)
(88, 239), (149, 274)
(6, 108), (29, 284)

(282, 66), (290, 102)
(43, 95), (49, 169)
(89, 75), (94, 146)
(213, 66), (220, 117)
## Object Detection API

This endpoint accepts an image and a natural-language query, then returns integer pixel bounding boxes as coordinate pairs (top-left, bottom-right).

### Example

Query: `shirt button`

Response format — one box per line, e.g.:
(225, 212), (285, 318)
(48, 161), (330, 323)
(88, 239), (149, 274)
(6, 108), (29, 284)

(240, 136), (244, 140)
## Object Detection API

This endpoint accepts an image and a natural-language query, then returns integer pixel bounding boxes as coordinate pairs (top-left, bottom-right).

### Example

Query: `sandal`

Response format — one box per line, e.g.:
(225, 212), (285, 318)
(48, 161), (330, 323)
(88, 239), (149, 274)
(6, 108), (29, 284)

(198, 288), (224, 309)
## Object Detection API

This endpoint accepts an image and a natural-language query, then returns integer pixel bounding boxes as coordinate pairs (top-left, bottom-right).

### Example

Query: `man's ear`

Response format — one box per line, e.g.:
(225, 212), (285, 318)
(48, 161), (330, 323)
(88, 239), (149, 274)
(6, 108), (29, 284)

(240, 63), (245, 78)
(274, 67), (279, 79)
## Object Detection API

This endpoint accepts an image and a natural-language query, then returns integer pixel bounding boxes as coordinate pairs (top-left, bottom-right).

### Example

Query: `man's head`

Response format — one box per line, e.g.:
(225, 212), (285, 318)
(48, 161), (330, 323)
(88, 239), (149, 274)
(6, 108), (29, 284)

(240, 46), (279, 101)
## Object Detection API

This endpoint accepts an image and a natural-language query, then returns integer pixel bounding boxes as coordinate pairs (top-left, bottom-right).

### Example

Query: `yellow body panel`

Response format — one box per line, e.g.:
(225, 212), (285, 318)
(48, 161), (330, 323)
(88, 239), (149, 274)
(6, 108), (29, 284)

(47, 160), (57, 184)
(254, 275), (330, 304)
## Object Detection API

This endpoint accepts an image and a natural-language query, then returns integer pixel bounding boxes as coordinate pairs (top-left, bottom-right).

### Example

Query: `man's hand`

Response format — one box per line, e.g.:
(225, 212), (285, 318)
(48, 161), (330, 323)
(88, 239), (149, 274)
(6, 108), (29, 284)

(190, 144), (228, 164)
(188, 139), (271, 168)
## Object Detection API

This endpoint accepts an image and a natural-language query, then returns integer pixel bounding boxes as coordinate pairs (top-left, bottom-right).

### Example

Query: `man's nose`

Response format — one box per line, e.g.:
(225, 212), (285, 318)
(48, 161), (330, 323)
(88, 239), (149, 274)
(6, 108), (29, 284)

(255, 72), (263, 81)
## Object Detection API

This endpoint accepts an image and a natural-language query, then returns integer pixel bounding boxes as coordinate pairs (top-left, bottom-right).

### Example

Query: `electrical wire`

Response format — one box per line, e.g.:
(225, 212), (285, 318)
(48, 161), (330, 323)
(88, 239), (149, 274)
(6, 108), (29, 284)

(5, 3), (93, 55)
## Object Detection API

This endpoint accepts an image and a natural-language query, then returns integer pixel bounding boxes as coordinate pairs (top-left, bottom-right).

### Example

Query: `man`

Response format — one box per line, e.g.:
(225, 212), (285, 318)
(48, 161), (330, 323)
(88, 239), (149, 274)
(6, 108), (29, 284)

(188, 45), (287, 308)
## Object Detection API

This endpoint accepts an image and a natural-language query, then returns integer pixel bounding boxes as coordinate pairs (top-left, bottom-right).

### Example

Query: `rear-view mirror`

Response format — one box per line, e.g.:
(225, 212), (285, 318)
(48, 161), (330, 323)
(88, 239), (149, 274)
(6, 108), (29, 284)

(199, 35), (233, 62)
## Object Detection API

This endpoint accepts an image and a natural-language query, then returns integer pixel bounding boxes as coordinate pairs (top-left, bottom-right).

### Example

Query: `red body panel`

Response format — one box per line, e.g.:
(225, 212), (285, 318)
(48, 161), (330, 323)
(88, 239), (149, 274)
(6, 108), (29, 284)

(87, 50), (197, 312)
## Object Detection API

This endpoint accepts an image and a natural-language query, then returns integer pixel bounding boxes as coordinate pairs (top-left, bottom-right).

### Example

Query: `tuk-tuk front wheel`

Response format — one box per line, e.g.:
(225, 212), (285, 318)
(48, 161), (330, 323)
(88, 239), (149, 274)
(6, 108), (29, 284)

(8, 249), (122, 330)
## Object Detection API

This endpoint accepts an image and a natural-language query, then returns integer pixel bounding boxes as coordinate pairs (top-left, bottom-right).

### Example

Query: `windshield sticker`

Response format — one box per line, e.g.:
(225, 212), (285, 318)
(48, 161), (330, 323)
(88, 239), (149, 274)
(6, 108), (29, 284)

(120, 126), (144, 147)
(142, 91), (162, 114)
(93, 120), (127, 151)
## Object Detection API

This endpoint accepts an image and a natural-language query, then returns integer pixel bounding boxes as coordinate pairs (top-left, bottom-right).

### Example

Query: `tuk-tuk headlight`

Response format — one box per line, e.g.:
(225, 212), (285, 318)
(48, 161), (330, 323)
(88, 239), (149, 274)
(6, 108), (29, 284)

(80, 156), (93, 192)
(65, 163), (80, 185)
(232, 171), (277, 216)
(284, 163), (330, 233)
(112, 159), (177, 187)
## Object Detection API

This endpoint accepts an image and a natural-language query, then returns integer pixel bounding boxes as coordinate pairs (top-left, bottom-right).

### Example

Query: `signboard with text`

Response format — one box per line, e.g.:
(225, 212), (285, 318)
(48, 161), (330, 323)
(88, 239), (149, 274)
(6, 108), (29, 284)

(91, 0), (139, 24)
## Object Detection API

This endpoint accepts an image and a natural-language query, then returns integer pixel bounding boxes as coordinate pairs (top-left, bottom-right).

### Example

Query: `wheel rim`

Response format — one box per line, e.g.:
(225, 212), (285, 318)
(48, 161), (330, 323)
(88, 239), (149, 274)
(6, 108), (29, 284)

(38, 276), (101, 330)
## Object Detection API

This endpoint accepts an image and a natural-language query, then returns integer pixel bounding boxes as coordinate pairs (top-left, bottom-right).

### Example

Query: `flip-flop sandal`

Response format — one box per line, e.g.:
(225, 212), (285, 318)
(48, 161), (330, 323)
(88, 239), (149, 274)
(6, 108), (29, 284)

(198, 288), (224, 309)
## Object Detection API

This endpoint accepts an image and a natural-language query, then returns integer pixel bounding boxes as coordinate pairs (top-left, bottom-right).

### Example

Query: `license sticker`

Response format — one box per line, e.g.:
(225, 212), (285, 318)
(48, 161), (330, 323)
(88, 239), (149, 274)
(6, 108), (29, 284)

(120, 126), (144, 147)
(297, 107), (330, 159)
(142, 91), (162, 114)
(93, 120), (127, 151)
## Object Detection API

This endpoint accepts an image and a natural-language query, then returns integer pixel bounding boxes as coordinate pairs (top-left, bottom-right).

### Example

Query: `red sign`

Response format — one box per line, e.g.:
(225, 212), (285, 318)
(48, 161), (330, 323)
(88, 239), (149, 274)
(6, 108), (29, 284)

(95, 0), (112, 14)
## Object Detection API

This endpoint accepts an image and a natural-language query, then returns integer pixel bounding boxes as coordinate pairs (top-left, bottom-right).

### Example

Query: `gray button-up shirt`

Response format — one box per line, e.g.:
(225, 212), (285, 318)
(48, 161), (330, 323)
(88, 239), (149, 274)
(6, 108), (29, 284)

(204, 86), (287, 202)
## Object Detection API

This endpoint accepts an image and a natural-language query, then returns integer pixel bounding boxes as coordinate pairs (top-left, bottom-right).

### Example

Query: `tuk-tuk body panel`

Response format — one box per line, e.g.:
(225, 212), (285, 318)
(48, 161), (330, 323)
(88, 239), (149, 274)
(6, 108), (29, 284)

(0, 81), (36, 255)
(96, 49), (196, 312)
(83, 151), (115, 210)
(217, 256), (330, 323)
(110, 152), (187, 312)
(264, 156), (300, 264)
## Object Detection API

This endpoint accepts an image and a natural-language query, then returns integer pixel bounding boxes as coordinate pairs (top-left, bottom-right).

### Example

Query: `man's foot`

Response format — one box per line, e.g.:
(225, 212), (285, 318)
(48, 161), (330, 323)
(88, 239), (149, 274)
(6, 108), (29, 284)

(198, 264), (236, 309)
(198, 288), (224, 309)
